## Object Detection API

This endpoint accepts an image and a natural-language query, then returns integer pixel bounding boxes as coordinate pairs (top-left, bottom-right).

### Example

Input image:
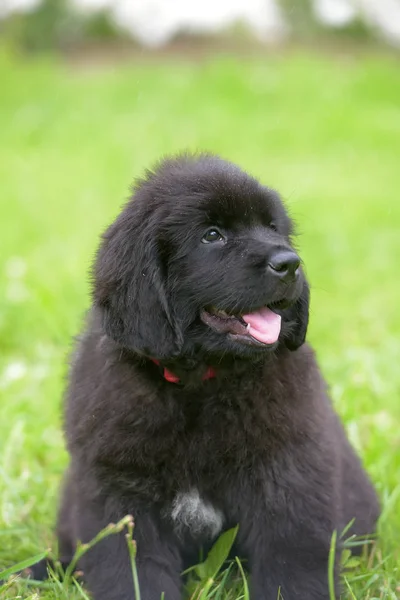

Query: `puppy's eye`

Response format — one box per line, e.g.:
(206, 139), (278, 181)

(202, 228), (224, 244)
(269, 222), (277, 232)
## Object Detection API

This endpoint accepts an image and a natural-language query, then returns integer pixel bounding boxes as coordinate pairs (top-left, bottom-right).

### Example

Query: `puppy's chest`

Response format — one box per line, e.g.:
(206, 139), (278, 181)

(164, 396), (271, 503)
(181, 394), (271, 459)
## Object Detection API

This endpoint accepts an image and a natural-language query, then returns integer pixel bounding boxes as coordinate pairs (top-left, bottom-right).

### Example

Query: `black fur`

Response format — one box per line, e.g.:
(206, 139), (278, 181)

(29, 154), (379, 599)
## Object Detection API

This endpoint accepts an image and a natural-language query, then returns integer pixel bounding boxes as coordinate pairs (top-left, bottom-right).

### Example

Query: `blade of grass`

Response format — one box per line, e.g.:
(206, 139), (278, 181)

(72, 577), (91, 600)
(214, 564), (234, 600)
(0, 550), (49, 580)
(126, 518), (141, 600)
(343, 575), (358, 600)
(339, 519), (355, 539)
(328, 529), (337, 600)
(235, 557), (249, 600)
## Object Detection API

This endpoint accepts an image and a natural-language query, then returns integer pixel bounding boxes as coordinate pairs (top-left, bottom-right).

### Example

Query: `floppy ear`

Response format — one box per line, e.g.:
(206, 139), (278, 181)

(92, 208), (182, 359)
(284, 277), (310, 351)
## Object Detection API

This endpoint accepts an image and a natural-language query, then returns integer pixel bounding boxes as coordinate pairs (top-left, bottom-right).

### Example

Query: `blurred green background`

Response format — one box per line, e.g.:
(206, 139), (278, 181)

(0, 1), (400, 598)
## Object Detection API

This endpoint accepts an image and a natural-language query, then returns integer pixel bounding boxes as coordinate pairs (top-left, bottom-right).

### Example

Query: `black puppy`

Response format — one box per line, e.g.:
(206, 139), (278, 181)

(32, 154), (379, 599)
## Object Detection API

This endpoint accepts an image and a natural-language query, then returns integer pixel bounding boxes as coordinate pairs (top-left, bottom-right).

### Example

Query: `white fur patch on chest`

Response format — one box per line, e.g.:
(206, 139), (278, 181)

(171, 488), (224, 537)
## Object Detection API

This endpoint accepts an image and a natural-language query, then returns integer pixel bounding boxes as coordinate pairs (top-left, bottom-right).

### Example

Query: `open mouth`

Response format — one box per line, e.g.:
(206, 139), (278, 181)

(200, 301), (290, 347)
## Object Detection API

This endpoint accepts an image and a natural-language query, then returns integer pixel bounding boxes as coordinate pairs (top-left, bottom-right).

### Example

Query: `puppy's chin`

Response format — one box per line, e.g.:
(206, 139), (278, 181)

(183, 321), (280, 361)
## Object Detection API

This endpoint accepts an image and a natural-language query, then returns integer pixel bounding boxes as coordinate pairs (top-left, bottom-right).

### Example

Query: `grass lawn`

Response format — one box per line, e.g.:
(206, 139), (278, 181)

(0, 45), (399, 599)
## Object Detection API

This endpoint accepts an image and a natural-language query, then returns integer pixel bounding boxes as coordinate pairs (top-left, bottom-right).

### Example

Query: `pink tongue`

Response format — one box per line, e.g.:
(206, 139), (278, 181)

(242, 307), (281, 345)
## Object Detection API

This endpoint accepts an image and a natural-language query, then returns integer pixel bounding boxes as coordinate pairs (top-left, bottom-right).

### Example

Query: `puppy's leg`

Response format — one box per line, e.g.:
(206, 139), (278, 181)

(76, 497), (182, 600)
(249, 542), (338, 600)
(56, 469), (76, 570)
(237, 503), (338, 599)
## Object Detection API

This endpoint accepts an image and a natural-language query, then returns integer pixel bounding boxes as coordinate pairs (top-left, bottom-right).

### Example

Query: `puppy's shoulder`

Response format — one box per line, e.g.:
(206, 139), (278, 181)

(64, 309), (164, 437)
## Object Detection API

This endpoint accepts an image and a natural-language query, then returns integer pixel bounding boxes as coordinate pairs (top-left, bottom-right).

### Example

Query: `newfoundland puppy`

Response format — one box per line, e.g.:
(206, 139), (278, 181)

(33, 154), (379, 599)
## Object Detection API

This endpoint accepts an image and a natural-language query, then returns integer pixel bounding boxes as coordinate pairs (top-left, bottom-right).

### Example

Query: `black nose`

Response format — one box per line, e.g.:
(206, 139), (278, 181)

(268, 250), (300, 283)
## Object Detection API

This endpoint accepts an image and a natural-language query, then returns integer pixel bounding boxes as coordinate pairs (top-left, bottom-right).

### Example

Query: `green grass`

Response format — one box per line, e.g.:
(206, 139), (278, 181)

(0, 45), (400, 599)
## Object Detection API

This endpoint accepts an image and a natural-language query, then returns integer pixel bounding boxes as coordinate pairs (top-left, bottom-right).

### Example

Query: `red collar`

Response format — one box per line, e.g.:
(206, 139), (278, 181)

(151, 359), (216, 384)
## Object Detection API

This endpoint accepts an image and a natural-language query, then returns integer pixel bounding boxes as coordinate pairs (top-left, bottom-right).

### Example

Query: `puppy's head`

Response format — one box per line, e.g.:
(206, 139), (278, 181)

(93, 154), (310, 361)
